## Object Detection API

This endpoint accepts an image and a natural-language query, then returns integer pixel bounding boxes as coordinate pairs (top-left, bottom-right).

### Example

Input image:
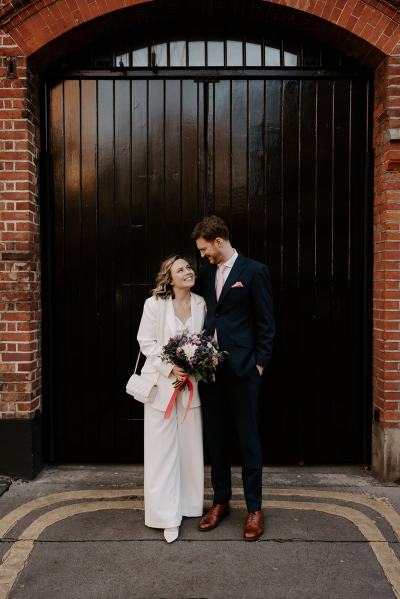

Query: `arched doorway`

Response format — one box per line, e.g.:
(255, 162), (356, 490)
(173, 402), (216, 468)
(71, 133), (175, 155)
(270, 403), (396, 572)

(44, 22), (372, 464)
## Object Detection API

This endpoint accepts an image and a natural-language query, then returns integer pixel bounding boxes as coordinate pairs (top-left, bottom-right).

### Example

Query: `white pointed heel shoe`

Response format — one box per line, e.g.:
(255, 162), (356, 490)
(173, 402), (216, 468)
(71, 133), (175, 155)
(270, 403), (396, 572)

(163, 527), (179, 543)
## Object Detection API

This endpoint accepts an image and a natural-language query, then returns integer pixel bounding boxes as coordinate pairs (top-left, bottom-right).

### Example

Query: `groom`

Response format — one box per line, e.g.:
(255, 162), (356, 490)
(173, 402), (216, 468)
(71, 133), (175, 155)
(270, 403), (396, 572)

(192, 215), (275, 541)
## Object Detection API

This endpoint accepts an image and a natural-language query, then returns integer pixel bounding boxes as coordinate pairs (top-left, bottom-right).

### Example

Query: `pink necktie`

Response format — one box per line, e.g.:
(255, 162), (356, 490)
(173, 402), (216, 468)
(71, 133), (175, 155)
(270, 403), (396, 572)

(216, 264), (227, 300)
(214, 265), (227, 342)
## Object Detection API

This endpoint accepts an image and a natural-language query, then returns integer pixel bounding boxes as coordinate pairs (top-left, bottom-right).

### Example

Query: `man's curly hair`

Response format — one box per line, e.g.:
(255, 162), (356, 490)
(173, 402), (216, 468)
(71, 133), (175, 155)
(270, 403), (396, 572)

(191, 215), (230, 242)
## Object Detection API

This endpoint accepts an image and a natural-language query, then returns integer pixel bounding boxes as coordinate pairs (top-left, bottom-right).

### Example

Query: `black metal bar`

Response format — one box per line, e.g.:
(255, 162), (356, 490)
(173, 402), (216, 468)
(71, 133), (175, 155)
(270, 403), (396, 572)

(203, 81), (209, 217)
(45, 67), (370, 81)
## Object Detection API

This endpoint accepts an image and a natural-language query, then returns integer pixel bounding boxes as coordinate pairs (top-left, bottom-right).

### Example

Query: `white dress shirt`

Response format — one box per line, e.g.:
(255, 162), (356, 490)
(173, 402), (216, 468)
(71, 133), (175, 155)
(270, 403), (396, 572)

(175, 314), (193, 333)
(215, 249), (238, 290)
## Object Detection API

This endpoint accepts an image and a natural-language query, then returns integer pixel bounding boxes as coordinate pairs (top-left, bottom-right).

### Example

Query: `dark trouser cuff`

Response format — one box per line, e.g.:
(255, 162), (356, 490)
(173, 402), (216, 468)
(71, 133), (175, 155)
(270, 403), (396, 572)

(246, 503), (262, 512)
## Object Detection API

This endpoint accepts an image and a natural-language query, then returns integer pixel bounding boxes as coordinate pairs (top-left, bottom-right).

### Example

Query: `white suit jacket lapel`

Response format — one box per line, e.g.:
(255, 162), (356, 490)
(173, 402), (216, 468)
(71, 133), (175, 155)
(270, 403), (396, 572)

(191, 293), (204, 334)
(165, 296), (176, 341)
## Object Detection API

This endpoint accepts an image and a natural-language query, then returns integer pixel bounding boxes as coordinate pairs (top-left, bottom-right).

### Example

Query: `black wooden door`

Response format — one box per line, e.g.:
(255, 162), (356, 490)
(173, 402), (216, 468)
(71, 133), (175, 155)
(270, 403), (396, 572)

(47, 74), (370, 463)
(204, 78), (370, 464)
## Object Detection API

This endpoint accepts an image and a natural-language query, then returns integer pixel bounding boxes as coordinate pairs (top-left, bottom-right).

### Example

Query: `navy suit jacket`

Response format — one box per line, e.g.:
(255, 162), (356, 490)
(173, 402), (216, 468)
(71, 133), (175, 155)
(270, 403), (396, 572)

(195, 254), (275, 378)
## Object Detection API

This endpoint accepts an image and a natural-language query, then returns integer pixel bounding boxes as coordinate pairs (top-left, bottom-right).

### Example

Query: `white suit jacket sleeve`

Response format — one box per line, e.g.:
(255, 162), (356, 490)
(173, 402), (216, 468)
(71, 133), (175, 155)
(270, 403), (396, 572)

(137, 297), (174, 378)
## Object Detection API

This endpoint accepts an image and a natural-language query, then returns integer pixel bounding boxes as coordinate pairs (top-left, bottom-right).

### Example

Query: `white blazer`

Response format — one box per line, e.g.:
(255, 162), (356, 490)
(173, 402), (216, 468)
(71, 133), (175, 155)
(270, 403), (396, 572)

(137, 292), (206, 412)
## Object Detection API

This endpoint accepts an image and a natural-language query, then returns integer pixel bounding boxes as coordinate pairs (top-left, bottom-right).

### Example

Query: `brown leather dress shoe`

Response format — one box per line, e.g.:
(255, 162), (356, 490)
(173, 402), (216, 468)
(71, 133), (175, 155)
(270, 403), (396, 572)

(243, 510), (264, 541)
(198, 503), (230, 531)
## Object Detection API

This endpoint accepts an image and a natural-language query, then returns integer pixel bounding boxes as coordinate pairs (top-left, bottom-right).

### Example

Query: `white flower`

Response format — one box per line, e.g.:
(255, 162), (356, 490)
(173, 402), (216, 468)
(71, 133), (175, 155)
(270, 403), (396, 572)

(181, 343), (197, 360)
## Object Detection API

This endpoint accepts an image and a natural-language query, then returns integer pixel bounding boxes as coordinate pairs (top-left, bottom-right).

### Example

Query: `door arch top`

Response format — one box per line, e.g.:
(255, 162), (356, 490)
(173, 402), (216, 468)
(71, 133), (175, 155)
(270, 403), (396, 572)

(0, 0), (399, 67)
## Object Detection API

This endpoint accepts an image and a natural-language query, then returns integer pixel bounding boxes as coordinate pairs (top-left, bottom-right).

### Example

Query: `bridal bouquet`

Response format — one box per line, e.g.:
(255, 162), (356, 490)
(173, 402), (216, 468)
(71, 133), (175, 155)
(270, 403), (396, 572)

(160, 331), (227, 421)
(161, 330), (227, 387)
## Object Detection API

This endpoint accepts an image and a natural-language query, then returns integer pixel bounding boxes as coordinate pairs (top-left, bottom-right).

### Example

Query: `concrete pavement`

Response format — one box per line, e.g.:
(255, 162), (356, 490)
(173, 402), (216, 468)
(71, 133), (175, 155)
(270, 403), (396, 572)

(0, 465), (399, 599)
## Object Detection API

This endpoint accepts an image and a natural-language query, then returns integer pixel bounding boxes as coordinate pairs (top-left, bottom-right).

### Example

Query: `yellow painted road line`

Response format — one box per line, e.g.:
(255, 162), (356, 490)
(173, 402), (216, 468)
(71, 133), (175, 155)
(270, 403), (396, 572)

(0, 500), (143, 599)
(2, 487), (399, 543)
(0, 498), (399, 599)
(232, 500), (400, 599)
(260, 489), (400, 543)
(0, 489), (144, 538)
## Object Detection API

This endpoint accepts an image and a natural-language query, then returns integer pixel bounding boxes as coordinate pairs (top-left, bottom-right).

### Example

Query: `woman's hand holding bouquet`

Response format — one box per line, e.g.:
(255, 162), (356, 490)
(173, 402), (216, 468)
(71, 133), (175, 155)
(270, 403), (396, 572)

(161, 331), (227, 420)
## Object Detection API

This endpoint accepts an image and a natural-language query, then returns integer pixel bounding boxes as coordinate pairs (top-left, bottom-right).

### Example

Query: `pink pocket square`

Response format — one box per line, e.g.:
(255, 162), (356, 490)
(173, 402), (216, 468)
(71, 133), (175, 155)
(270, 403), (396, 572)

(232, 281), (244, 288)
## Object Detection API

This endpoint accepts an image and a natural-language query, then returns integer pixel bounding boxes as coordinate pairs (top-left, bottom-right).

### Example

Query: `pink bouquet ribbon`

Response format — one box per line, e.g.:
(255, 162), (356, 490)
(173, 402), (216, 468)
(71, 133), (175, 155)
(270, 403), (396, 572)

(164, 374), (194, 422)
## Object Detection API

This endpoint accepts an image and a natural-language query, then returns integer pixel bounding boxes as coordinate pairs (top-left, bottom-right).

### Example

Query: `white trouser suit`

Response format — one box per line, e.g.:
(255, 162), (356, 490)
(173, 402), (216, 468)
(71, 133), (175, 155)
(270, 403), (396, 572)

(137, 293), (205, 528)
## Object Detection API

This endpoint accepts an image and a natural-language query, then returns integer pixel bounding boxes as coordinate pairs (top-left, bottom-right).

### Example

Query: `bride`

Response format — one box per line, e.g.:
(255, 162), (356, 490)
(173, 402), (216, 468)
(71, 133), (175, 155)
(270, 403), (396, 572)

(137, 255), (206, 543)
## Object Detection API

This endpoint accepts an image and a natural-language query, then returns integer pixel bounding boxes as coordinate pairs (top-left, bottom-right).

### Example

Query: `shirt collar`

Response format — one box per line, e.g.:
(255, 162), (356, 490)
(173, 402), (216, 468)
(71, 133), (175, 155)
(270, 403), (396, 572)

(221, 249), (238, 269)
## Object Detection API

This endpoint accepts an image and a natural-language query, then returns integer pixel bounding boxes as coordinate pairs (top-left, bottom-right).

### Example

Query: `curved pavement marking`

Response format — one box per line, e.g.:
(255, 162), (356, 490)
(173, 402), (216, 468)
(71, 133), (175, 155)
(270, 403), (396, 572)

(0, 500), (143, 599)
(0, 499), (399, 599)
(260, 489), (400, 542)
(232, 500), (400, 599)
(1, 487), (400, 544)
(0, 489), (145, 538)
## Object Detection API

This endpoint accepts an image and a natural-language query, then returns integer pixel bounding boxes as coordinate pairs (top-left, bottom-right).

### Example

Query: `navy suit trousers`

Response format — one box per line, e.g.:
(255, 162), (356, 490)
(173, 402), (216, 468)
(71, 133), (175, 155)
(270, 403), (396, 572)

(199, 367), (263, 512)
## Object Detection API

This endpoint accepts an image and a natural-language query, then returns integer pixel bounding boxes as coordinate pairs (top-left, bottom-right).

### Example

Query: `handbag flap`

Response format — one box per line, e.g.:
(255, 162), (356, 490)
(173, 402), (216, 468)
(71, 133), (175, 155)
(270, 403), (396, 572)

(126, 372), (158, 399)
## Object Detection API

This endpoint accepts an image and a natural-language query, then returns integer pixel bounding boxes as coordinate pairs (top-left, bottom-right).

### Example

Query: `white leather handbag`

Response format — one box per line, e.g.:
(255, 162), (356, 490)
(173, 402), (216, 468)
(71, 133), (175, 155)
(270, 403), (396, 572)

(126, 351), (158, 404)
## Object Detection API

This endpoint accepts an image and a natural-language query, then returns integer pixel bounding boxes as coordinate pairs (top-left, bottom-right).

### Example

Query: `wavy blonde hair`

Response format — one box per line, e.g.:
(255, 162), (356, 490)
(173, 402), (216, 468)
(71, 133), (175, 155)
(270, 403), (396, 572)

(152, 255), (194, 300)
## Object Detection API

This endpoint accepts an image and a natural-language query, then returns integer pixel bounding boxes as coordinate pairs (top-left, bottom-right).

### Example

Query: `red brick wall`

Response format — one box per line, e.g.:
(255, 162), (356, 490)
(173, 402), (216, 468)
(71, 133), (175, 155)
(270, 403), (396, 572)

(0, 0), (400, 59)
(0, 0), (400, 471)
(373, 49), (400, 430)
(0, 32), (41, 419)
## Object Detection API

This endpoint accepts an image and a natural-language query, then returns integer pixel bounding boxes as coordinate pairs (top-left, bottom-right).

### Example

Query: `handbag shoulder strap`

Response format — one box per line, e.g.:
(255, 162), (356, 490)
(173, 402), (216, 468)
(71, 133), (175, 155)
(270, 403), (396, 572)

(135, 294), (164, 375)
(134, 350), (141, 374)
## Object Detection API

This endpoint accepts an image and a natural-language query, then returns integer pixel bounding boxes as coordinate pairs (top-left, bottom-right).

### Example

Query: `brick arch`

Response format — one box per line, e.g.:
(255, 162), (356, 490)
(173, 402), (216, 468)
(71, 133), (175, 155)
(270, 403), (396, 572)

(1, 0), (400, 483)
(0, 0), (399, 64)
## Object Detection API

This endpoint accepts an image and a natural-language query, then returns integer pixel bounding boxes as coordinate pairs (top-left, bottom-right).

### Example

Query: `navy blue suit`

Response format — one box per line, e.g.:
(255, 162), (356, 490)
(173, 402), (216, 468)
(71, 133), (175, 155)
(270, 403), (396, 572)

(196, 254), (275, 511)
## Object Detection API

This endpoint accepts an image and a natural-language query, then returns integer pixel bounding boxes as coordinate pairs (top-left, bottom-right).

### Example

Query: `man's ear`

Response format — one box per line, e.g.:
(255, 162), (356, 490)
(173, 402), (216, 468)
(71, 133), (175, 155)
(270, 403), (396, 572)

(215, 237), (224, 247)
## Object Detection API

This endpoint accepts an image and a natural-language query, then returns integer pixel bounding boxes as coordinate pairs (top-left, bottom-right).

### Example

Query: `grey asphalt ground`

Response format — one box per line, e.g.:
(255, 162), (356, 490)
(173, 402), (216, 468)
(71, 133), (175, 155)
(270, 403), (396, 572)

(0, 465), (399, 599)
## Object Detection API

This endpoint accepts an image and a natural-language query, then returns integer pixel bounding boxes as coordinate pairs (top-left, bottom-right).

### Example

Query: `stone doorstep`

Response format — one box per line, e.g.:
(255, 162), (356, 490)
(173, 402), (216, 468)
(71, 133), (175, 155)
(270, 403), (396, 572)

(13, 464), (399, 488)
